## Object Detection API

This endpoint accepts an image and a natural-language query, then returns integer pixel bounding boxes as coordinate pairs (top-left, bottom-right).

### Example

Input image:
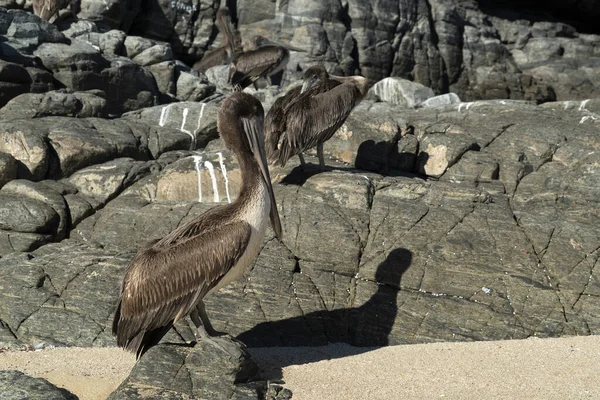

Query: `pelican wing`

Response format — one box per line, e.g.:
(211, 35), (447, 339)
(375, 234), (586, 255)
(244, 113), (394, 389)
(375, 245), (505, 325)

(193, 47), (229, 72)
(279, 82), (358, 163)
(112, 219), (251, 357)
(265, 85), (302, 163)
(229, 46), (286, 88)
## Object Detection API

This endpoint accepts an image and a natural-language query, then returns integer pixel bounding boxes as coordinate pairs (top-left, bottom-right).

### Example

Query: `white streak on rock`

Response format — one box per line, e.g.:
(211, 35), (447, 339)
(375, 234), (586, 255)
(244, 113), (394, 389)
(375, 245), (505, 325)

(192, 155), (203, 202)
(204, 160), (219, 202)
(217, 152), (231, 203)
(579, 99), (590, 111)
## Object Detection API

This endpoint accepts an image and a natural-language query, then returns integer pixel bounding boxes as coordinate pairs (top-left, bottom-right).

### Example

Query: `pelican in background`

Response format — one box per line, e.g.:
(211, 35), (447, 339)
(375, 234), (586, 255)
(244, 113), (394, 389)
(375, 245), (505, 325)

(112, 92), (282, 358)
(33, 0), (79, 22)
(266, 65), (343, 166)
(267, 68), (372, 170)
(193, 7), (242, 73)
(229, 35), (306, 90)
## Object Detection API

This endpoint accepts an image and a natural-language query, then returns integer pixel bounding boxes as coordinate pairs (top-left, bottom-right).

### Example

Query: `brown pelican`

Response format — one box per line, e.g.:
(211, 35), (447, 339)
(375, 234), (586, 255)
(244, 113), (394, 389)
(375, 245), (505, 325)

(193, 8), (242, 73)
(229, 36), (306, 90)
(265, 65), (342, 166)
(267, 70), (372, 170)
(112, 92), (282, 358)
(33, 0), (78, 22)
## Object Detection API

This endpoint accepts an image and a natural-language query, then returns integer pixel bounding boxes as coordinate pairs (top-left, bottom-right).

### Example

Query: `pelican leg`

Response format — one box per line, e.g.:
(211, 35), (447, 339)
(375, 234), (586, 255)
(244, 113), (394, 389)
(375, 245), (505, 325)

(317, 143), (325, 170)
(191, 301), (243, 357)
(297, 153), (306, 170)
(195, 300), (224, 337)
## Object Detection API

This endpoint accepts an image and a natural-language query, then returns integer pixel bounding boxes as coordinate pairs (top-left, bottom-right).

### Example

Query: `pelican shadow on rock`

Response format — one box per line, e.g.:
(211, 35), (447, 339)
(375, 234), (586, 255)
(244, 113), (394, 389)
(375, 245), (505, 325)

(236, 248), (412, 377)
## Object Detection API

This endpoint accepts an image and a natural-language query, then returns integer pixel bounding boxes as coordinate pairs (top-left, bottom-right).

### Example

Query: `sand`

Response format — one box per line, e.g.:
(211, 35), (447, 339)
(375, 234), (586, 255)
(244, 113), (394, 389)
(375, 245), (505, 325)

(1, 336), (599, 399)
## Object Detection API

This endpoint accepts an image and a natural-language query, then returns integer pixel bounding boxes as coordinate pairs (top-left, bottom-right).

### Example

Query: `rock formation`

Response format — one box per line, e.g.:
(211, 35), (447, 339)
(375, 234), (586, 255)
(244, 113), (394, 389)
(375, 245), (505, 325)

(0, 2), (599, 399)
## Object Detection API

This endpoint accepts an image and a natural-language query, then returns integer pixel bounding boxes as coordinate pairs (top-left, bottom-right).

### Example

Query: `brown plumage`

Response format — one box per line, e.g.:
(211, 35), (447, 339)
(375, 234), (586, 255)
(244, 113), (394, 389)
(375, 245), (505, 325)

(229, 36), (306, 90)
(265, 65), (342, 166)
(32, 0), (74, 22)
(112, 92), (282, 358)
(267, 70), (372, 169)
(193, 8), (242, 73)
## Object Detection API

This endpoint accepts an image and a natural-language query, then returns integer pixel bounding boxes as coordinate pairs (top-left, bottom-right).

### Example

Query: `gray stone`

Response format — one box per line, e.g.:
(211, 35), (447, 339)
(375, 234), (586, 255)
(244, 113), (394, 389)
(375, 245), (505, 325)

(108, 339), (266, 399)
(418, 93), (462, 108)
(0, 193), (59, 234)
(131, 43), (173, 66)
(122, 102), (220, 158)
(0, 152), (17, 188)
(175, 71), (215, 102)
(204, 65), (231, 92)
(368, 77), (435, 108)
(0, 370), (77, 400)
(0, 90), (107, 119)
(2, 179), (69, 240)
(66, 158), (156, 207)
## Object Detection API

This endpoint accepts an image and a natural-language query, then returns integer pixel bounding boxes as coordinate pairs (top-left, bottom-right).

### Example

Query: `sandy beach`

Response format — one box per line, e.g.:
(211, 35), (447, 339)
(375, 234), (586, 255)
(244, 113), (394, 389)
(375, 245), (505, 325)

(1, 335), (599, 399)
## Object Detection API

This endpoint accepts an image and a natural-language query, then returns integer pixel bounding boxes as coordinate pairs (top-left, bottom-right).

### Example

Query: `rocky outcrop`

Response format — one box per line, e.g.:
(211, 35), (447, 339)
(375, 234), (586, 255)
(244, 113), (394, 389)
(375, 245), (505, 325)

(0, 4), (600, 399)
(0, 370), (77, 400)
(108, 339), (291, 400)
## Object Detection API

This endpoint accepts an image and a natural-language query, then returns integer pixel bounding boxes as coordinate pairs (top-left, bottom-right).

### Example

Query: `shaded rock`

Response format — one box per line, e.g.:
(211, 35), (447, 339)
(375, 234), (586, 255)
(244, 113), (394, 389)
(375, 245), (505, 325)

(33, 40), (109, 91)
(368, 77), (435, 108)
(26, 67), (59, 93)
(101, 56), (158, 114)
(0, 231), (52, 256)
(146, 60), (176, 96)
(0, 59), (31, 108)
(2, 179), (69, 240)
(76, 0), (141, 32)
(175, 71), (215, 102)
(0, 193), (59, 234)
(108, 339), (268, 399)
(0, 90), (107, 119)
(0, 370), (77, 400)
(0, 151), (17, 188)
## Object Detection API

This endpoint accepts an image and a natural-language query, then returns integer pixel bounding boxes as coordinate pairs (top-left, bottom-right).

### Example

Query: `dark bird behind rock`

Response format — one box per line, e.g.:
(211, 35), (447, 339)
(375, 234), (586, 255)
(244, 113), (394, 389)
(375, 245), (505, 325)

(112, 92), (282, 358)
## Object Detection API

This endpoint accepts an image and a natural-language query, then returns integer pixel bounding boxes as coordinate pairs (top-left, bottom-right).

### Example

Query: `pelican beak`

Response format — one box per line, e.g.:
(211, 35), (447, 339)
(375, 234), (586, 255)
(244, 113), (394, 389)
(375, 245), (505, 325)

(301, 76), (317, 94)
(242, 115), (283, 241)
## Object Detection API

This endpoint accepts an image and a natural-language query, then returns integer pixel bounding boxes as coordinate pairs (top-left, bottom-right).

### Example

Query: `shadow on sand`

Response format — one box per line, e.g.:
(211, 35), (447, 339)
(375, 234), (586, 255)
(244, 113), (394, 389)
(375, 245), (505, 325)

(237, 248), (412, 380)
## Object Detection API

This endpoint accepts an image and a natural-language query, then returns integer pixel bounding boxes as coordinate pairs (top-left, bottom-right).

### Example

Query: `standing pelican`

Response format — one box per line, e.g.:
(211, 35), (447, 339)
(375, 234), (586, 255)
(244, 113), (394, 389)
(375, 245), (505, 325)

(268, 71), (372, 170)
(229, 36), (306, 90)
(265, 65), (342, 166)
(112, 92), (282, 358)
(33, 0), (79, 22)
(193, 8), (242, 73)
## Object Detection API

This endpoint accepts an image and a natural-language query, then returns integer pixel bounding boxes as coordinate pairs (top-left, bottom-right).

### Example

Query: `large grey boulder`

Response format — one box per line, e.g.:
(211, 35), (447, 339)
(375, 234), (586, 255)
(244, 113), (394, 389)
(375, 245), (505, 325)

(108, 339), (277, 399)
(0, 370), (77, 400)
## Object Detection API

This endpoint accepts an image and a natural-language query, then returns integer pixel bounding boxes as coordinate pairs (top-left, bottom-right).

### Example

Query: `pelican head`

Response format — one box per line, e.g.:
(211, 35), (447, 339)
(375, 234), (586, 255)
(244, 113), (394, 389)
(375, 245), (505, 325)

(219, 92), (282, 240)
(300, 65), (330, 94)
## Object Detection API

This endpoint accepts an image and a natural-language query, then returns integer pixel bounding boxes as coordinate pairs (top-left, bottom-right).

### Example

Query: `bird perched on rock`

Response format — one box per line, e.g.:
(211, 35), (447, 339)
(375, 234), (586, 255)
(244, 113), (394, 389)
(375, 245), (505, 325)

(266, 66), (372, 170)
(112, 91), (282, 358)
(193, 7), (242, 73)
(229, 35), (306, 90)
